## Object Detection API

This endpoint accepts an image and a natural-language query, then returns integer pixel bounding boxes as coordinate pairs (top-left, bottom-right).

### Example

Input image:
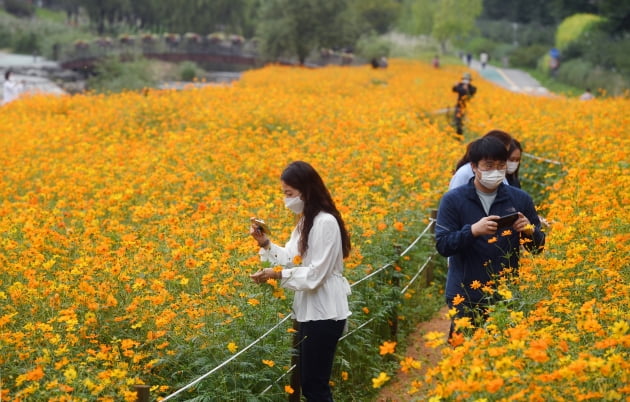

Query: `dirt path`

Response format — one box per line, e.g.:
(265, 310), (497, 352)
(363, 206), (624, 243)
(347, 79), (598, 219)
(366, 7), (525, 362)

(374, 306), (451, 401)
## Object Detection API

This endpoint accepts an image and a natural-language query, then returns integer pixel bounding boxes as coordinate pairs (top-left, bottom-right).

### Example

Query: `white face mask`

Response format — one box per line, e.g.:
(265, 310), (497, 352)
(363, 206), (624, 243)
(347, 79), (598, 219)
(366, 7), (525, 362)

(284, 196), (304, 214)
(478, 169), (505, 190)
(506, 161), (520, 174)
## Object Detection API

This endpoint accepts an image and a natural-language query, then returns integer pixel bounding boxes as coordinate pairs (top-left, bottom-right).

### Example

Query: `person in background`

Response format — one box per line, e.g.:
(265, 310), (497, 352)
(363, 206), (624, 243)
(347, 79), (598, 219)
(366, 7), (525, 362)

(579, 88), (595, 100)
(250, 161), (352, 402)
(2, 70), (23, 105)
(480, 52), (488, 69)
(449, 130), (513, 190)
(451, 72), (477, 136)
(506, 139), (522, 188)
(433, 54), (440, 69)
(436, 136), (545, 339)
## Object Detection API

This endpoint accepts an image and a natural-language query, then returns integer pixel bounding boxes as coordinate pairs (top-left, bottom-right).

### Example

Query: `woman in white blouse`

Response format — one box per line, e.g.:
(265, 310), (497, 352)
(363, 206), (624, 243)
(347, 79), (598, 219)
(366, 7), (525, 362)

(250, 161), (352, 401)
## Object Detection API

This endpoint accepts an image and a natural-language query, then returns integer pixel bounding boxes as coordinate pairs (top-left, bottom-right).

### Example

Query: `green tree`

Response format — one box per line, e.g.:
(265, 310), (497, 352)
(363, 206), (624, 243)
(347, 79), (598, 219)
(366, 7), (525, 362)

(256, 0), (351, 64)
(397, 0), (437, 36)
(350, 0), (401, 34)
(432, 0), (482, 51)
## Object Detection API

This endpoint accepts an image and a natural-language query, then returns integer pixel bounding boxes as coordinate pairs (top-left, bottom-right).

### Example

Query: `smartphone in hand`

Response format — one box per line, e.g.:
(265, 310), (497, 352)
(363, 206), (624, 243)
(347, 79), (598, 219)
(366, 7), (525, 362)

(493, 213), (519, 229)
(251, 218), (271, 235)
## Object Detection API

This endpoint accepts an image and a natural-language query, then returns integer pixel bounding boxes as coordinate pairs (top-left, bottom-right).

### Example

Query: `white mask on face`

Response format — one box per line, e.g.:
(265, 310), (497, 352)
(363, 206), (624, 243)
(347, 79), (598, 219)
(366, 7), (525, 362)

(478, 169), (505, 190)
(284, 196), (304, 214)
(506, 161), (520, 174)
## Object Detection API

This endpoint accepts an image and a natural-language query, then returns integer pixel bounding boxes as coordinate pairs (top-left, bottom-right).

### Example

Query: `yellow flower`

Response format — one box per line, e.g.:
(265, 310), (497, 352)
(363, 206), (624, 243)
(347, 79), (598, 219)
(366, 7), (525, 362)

(487, 236), (498, 244)
(372, 372), (391, 388)
(227, 342), (238, 353)
(362, 307), (370, 314)
(247, 298), (260, 306)
(262, 359), (275, 367)
(393, 221), (404, 231)
(400, 357), (421, 373)
(341, 371), (348, 381)
(379, 340), (396, 355)
(470, 280), (482, 290)
(292, 255), (302, 265)
(501, 229), (512, 236)
(284, 385), (294, 394)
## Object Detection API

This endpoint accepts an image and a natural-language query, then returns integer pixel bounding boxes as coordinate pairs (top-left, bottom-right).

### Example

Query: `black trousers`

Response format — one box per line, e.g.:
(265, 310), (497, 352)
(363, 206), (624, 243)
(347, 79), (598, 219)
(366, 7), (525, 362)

(298, 319), (346, 402)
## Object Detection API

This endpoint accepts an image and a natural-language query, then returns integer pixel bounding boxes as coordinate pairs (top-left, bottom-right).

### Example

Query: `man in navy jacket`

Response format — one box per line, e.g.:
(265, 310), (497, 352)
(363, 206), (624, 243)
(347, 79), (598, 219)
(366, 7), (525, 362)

(436, 136), (545, 336)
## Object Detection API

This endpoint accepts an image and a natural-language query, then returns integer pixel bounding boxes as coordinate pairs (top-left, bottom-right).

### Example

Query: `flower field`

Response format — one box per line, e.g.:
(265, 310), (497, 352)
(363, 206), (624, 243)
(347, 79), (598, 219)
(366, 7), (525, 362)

(0, 60), (628, 401)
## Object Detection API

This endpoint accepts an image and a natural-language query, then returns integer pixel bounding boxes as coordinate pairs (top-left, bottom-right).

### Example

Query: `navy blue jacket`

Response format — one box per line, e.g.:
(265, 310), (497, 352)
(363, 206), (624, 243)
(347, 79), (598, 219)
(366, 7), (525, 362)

(436, 180), (545, 303)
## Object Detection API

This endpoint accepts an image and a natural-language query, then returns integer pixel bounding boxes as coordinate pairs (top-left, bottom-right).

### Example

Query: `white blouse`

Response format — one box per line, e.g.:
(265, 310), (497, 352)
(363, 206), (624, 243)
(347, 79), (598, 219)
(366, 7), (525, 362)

(259, 212), (352, 322)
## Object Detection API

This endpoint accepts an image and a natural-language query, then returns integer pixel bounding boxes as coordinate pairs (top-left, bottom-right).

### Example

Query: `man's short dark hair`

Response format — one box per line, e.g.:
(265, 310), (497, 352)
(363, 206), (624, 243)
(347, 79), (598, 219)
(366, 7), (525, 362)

(468, 136), (509, 164)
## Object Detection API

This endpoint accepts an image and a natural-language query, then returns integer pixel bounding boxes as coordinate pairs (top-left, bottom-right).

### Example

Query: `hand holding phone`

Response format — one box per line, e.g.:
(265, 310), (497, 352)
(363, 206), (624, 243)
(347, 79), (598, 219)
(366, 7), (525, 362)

(250, 217), (271, 235)
(493, 213), (519, 229)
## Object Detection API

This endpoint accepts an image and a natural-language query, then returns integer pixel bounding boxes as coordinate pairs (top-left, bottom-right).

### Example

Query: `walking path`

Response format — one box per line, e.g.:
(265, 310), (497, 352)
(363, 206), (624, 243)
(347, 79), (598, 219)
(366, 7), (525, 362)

(468, 58), (549, 95)
(0, 51), (67, 102)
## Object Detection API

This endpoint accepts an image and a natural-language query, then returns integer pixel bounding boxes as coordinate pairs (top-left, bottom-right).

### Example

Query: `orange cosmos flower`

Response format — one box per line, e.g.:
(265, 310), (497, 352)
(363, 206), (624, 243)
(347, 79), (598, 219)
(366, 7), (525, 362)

(452, 294), (465, 306)
(488, 236), (497, 244)
(501, 229), (512, 236)
(284, 385), (294, 394)
(292, 255), (302, 265)
(470, 280), (482, 290)
(393, 221), (404, 231)
(262, 359), (275, 367)
(379, 340), (396, 355)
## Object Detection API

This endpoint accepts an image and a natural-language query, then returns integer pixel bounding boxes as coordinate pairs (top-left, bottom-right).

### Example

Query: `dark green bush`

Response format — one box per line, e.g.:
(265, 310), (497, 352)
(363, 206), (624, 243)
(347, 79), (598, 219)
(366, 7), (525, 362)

(179, 61), (199, 81)
(12, 32), (40, 54)
(509, 44), (548, 69)
(4, 0), (35, 17)
(88, 57), (156, 93)
(0, 24), (12, 48)
(465, 37), (498, 59)
(557, 59), (629, 96)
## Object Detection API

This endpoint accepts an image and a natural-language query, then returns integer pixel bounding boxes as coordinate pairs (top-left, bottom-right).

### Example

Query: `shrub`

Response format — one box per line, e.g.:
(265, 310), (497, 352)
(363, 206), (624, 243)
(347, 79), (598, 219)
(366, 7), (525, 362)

(88, 56), (156, 93)
(464, 37), (498, 59)
(555, 13), (605, 51)
(509, 44), (548, 69)
(3, 0), (35, 18)
(356, 32), (391, 60)
(179, 61), (199, 82)
(557, 59), (629, 96)
(12, 31), (40, 54)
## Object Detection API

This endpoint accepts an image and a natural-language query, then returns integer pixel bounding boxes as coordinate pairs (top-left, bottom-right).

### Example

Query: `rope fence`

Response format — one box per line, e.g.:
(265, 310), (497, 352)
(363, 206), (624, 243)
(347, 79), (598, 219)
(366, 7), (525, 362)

(147, 215), (438, 401)
(137, 148), (565, 401)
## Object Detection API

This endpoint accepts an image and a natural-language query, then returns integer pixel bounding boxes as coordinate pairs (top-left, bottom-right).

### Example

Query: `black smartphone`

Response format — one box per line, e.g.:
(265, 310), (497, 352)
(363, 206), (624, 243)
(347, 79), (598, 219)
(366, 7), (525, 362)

(251, 218), (271, 235)
(493, 213), (519, 229)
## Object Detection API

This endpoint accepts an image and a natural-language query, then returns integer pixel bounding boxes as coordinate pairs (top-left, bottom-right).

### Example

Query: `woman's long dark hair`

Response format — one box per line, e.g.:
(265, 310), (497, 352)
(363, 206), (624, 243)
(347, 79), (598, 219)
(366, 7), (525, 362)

(507, 139), (522, 188)
(281, 161), (351, 259)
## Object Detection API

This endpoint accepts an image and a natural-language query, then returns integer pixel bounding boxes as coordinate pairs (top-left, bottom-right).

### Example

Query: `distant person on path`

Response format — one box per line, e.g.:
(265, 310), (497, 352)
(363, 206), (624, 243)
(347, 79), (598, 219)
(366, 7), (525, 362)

(432, 54), (440, 69)
(2, 70), (23, 105)
(250, 161), (352, 402)
(436, 136), (546, 339)
(466, 53), (472, 67)
(451, 72), (477, 136)
(449, 130), (513, 190)
(480, 52), (488, 69)
(579, 88), (595, 100)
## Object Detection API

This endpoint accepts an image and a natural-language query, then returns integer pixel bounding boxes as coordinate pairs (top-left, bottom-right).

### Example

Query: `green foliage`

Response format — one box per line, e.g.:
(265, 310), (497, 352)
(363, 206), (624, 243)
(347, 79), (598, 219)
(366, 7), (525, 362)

(556, 59), (630, 96)
(555, 13), (605, 51)
(432, 0), (482, 50)
(256, 0), (352, 64)
(179, 61), (200, 82)
(351, 0), (401, 34)
(87, 57), (156, 93)
(476, 19), (555, 46)
(397, 0), (437, 36)
(508, 44), (548, 69)
(464, 37), (498, 57)
(12, 32), (40, 54)
(3, 0), (35, 18)
(356, 33), (391, 60)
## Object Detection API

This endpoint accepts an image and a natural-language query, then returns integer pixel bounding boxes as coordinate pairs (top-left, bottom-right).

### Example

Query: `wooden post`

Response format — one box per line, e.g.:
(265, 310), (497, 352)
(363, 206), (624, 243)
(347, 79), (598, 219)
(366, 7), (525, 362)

(427, 209), (437, 286)
(134, 385), (150, 402)
(289, 319), (301, 402)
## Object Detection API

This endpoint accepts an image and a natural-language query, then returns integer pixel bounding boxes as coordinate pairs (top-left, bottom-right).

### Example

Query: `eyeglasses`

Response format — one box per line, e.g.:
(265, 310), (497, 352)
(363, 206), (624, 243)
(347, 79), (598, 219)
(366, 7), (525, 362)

(477, 161), (507, 171)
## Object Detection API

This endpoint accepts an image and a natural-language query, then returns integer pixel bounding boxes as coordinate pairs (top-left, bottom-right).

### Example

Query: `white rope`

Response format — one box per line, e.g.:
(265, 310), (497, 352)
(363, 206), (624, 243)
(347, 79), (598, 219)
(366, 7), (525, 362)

(259, 364), (297, 395)
(160, 219), (437, 400)
(522, 152), (562, 166)
(161, 315), (292, 401)
(401, 253), (436, 294)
